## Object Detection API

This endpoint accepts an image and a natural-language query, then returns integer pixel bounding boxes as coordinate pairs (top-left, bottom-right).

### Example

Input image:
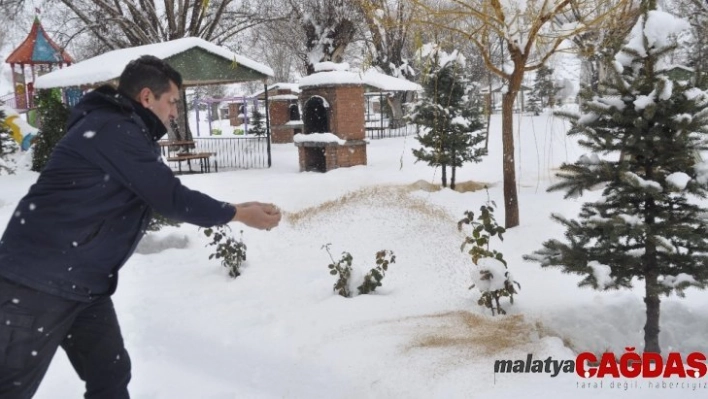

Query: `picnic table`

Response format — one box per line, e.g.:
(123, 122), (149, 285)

(158, 140), (217, 174)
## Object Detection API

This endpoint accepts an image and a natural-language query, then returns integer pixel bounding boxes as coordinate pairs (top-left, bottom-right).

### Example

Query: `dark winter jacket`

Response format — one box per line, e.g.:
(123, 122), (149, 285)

(0, 85), (236, 302)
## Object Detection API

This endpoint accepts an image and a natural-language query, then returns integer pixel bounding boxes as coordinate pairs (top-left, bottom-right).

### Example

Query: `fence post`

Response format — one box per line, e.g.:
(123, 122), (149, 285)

(263, 80), (272, 168)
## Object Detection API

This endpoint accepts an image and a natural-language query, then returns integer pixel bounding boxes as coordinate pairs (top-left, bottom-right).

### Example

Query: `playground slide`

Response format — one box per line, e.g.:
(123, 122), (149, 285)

(1, 104), (37, 151)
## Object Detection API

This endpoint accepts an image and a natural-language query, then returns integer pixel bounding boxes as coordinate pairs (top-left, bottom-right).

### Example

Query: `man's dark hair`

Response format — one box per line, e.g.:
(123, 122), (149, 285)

(118, 55), (183, 100)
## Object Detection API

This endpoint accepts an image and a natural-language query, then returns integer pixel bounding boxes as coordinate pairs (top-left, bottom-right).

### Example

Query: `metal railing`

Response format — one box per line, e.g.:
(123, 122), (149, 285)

(365, 122), (417, 140)
(159, 136), (270, 171)
(193, 136), (270, 169)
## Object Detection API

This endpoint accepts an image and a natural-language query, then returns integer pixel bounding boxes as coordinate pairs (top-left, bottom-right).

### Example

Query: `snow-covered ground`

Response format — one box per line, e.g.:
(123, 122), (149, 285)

(1, 111), (707, 398)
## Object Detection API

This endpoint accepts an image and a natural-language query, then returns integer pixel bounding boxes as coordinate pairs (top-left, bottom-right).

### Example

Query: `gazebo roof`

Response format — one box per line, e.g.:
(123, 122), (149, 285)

(5, 17), (73, 65)
(34, 37), (274, 89)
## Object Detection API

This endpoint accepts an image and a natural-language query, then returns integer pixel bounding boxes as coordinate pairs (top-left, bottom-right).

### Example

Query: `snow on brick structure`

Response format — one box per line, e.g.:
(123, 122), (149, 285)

(296, 63), (366, 172)
(254, 83), (302, 143)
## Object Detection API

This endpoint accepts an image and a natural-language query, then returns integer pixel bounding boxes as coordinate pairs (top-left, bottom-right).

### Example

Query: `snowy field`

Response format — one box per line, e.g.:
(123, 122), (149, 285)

(1, 111), (707, 398)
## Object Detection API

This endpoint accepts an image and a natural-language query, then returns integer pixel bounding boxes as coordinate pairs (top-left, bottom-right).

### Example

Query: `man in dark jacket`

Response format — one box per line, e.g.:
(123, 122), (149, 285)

(0, 55), (281, 398)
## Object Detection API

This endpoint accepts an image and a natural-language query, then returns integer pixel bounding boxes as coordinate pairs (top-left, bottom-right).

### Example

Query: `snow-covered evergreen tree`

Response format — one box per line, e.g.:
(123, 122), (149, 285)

(249, 106), (267, 136)
(530, 65), (559, 108)
(525, 6), (708, 354)
(0, 109), (19, 175)
(526, 93), (542, 116)
(408, 44), (486, 189)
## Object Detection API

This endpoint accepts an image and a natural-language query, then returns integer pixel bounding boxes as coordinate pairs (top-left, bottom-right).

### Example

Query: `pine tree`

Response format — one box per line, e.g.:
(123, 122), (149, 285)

(530, 65), (559, 108)
(409, 44), (486, 189)
(0, 109), (19, 175)
(525, 6), (707, 354)
(248, 106), (266, 136)
(526, 93), (542, 116)
(32, 89), (70, 172)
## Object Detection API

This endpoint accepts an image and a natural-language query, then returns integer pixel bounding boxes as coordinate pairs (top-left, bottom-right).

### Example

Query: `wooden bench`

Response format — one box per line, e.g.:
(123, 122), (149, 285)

(166, 152), (217, 174)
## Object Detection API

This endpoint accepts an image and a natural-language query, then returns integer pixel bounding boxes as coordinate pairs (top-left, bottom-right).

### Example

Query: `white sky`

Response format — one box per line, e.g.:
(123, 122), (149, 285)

(2, 110), (707, 398)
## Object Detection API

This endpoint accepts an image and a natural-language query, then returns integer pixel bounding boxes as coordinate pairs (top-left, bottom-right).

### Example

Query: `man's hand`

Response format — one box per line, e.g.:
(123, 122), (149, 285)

(231, 202), (281, 230)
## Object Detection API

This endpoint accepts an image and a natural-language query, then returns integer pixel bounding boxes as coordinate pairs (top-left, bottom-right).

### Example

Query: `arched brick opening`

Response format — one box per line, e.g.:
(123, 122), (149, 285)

(289, 103), (300, 121)
(303, 96), (329, 133)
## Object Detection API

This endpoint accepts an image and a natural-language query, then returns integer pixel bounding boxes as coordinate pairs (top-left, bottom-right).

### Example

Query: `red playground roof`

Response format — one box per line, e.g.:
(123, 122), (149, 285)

(5, 17), (74, 65)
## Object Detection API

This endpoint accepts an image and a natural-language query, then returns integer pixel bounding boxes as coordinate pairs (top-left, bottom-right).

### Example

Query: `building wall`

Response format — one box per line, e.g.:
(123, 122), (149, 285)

(300, 85), (364, 140)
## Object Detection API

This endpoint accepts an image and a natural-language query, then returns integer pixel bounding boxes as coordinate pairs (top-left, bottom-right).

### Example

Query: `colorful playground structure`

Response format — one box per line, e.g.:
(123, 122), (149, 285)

(1, 16), (74, 150)
(5, 16), (74, 111)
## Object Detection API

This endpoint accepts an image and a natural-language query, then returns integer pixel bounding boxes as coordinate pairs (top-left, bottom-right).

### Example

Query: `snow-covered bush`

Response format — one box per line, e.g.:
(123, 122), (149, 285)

(203, 226), (246, 278)
(147, 213), (182, 232)
(458, 202), (520, 315)
(357, 250), (396, 295)
(32, 89), (70, 172)
(323, 244), (397, 298)
(325, 245), (354, 297)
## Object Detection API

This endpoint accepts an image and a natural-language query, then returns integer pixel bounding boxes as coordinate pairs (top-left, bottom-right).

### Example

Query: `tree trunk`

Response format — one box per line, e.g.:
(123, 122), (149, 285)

(451, 164), (456, 190)
(501, 91), (519, 228)
(644, 180), (661, 353)
(484, 71), (492, 154)
(644, 270), (661, 353)
(210, 102), (221, 121)
(177, 89), (193, 141)
(386, 93), (406, 128)
(441, 164), (447, 187)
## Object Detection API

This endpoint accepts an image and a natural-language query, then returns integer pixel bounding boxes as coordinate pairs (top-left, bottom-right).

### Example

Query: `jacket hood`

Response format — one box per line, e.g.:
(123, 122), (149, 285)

(68, 85), (168, 141)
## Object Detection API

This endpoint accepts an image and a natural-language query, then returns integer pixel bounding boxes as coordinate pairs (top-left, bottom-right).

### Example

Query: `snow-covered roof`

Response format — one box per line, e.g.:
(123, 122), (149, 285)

(315, 62), (350, 72)
(270, 94), (299, 101)
(666, 64), (694, 72)
(298, 71), (363, 88)
(251, 83), (301, 98)
(35, 37), (274, 89)
(299, 68), (422, 92)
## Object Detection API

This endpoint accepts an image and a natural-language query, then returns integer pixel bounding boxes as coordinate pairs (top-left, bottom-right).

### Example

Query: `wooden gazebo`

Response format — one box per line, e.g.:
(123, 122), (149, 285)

(34, 37), (276, 170)
(5, 17), (73, 110)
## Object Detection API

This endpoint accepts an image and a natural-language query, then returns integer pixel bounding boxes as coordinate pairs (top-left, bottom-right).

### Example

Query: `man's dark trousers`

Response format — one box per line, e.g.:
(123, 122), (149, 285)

(0, 277), (131, 398)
